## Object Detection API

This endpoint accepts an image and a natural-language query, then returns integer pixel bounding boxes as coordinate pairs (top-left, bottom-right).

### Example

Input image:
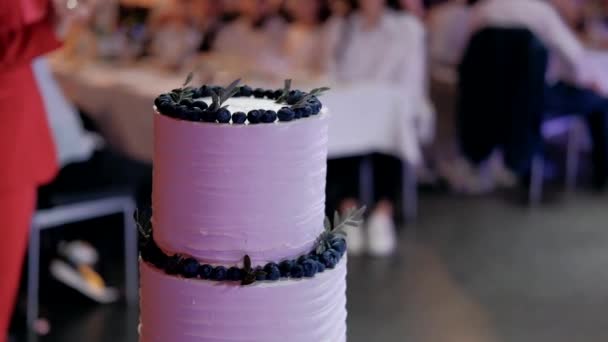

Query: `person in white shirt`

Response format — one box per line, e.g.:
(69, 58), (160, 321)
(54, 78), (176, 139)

(326, 0), (433, 256)
(468, 0), (608, 189)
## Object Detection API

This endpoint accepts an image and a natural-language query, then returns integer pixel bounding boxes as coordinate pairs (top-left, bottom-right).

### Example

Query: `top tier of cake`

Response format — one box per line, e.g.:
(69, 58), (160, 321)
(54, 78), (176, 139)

(153, 97), (329, 266)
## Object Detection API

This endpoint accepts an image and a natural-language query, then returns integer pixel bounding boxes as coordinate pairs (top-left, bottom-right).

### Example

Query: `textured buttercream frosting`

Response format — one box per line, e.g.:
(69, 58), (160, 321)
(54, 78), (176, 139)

(139, 259), (347, 342)
(141, 98), (346, 341)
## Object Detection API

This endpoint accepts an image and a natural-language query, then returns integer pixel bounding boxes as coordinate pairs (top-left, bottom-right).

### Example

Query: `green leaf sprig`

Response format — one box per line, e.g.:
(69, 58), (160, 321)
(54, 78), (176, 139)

(275, 79), (292, 104)
(241, 255), (267, 285)
(292, 87), (330, 109)
(209, 78), (241, 112)
(170, 71), (196, 103)
(316, 206), (365, 254)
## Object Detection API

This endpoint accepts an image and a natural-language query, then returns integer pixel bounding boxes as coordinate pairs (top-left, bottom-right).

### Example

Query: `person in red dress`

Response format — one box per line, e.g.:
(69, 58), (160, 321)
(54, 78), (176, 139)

(0, 1), (62, 339)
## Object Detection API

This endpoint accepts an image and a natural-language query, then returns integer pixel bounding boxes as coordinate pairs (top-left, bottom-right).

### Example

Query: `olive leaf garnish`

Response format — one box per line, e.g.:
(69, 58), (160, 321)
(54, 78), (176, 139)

(316, 206), (365, 255)
(241, 254), (266, 285)
(275, 79), (292, 104)
(292, 87), (330, 109)
(209, 78), (241, 112)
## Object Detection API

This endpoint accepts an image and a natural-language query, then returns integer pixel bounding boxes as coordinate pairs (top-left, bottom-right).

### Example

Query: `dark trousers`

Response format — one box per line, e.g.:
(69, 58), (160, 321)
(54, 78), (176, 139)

(544, 82), (608, 184)
(326, 153), (402, 215)
(38, 148), (152, 208)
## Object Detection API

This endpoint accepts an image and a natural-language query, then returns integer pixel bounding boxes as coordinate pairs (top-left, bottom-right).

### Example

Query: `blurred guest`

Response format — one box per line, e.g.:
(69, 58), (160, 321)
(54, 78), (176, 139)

(0, 1), (63, 339)
(33, 57), (152, 208)
(427, 0), (473, 70)
(186, 0), (224, 52)
(326, 0), (433, 256)
(329, 0), (353, 17)
(149, 0), (202, 68)
(214, 0), (286, 58)
(469, 0), (608, 189)
(400, 0), (426, 19)
(283, 0), (328, 75)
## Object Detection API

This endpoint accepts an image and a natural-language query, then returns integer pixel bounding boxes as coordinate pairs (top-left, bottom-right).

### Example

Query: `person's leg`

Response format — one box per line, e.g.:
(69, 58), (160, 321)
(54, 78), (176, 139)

(0, 187), (36, 342)
(544, 82), (608, 189)
(366, 154), (399, 256)
(39, 148), (152, 207)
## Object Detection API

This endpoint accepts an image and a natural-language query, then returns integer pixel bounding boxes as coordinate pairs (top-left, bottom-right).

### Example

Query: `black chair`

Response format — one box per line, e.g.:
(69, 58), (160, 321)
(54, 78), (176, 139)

(458, 27), (584, 203)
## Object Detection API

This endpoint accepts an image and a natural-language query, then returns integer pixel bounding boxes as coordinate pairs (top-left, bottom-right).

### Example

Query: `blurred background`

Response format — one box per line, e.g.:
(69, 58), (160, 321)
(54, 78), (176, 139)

(2, 0), (608, 341)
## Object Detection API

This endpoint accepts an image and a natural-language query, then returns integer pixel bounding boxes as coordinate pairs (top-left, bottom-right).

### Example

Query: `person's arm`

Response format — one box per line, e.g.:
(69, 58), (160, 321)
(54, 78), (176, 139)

(0, 0), (61, 72)
(539, 3), (588, 86)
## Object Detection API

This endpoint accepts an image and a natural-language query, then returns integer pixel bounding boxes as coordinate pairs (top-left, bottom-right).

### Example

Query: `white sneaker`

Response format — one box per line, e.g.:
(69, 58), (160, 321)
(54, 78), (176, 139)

(345, 223), (365, 256)
(367, 212), (397, 257)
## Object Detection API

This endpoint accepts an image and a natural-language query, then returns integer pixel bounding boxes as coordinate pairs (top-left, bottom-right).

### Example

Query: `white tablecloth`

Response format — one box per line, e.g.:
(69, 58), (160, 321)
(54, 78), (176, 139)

(51, 60), (431, 165)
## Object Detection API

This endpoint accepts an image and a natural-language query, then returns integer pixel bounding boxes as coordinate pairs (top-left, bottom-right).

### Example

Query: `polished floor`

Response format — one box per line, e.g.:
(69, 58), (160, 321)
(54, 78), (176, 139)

(14, 191), (608, 342)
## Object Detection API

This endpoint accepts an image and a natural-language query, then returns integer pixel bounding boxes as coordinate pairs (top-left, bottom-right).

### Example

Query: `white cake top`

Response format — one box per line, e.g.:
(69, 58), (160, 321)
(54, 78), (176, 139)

(199, 97), (286, 113)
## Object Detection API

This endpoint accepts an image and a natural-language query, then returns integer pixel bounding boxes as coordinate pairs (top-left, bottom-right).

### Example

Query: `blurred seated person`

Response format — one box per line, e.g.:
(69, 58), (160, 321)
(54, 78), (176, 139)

(328, 0), (353, 18)
(400, 0), (426, 19)
(183, 0), (224, 52)
(326, 0), (433, 256)
(33, 57), (152, 209)
(427, 0), (473, 74)
(213, 0), (286, 59)
(469, 0), (608, 189)
(282, 0), (329, 76)
(148, 0), (202, 68)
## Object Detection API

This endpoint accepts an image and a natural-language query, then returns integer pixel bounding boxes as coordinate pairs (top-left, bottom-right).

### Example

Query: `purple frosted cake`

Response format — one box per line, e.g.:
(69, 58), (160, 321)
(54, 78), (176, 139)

(138, 79), (360, 341)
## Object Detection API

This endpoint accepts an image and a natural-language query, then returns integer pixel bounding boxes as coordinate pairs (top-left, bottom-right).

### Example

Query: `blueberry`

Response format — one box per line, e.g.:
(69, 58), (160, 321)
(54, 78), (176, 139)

(198, 264), (213, 279)
(247, 110), (261, 124)
(216, 108), (232, 123)
(181, 258), (199, 278)
(279, 260), (294, 277)
(331, 239), (347, 255)
(202, 110), (217, 123)
(165, 255), (183, 275)
(253, 88), (265, 98)
(290, 264), (304, 278)
(301, 259), (318, 278)
(301, 106), (313, 118)
(273, 89), (284, 99)
(277, 107), (295, 122)
(232, 111), (247, 124)
(262, 89), (274, 99)
(142, 242), (168, 269)
(176, 105), (190, 119)
(254, 266), (267, 281)
(286, 90), (304, 105)
(179, 98), (193, 108)
(192, 101), (208, 110)
(187, 107), (203, 121)
(261, 110), (277, 123)
(211, 266), (227, 281)
(154, 95), (169, 108)
(316, 260), (326, 273)
(293, 108), (305, 119)
(157, 102), (175, 116)
(239, 85), (253, 97)
(297, 255), (309, 264)
(199, 85), (213, 97)
(264, 263), (281, 280)
(227, 267), (243, 281)
(307, 253), (319, 262)
(321, 251), (337, 269)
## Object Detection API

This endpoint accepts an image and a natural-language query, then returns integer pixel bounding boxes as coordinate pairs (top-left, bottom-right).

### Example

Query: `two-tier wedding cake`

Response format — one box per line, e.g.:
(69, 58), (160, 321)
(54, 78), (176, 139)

(137, 78), (362, 341)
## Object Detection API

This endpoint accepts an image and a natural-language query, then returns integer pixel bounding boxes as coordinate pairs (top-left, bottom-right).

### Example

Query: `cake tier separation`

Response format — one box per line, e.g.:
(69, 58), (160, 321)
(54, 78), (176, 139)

(135, 207), (364, 286)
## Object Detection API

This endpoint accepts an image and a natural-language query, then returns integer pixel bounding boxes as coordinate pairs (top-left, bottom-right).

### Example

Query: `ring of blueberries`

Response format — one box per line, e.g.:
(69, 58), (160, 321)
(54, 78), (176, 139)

(139, 227), (346, 285)
(153, 84), (324, 124)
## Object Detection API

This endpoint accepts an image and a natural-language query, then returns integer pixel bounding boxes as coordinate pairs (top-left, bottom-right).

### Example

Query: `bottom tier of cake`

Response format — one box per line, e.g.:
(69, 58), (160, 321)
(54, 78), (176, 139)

(139, 258), (347, 342)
